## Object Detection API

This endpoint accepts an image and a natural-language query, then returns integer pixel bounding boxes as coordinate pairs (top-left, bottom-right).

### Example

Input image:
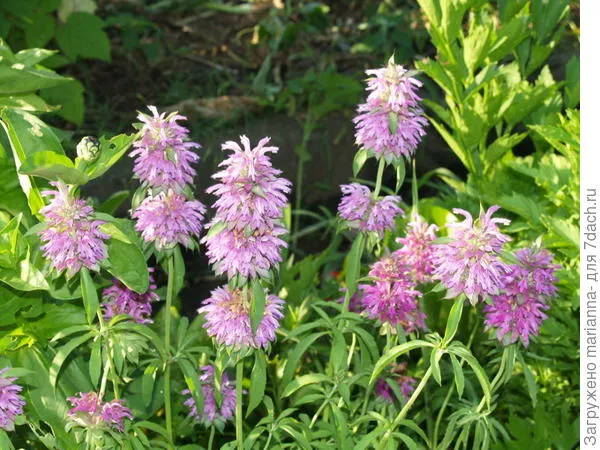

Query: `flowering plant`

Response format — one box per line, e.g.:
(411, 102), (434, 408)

(0, 1), (578, 448)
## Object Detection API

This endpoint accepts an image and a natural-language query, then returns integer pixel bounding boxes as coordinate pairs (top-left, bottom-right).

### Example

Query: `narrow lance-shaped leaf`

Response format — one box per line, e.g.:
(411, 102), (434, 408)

(345, 233), (365, 297)
(443, 296), (465, 344)
(246, 352), (267, 417)
(250, 280), (266, 334)
(80, 267), (99, 324)
(370, 340), (435, 385)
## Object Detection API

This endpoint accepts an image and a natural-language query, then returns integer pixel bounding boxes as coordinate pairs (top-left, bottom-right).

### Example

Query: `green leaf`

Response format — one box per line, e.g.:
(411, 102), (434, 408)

(430, 349), (442, 385)
(40, 79), (85, 125)
(330, 328), (348, 373)
(85, 134), (135, 180)
(55, 12), (110, 61)
(388, 111), (398, 135)
(281, 332), (327, 390)
(370, 340), (435, 385)
(98, 190), (130, 215)
(80, 267), (99, 324)
(89, 339), (102, 387)
(443, 296), (464, 344)
(449, 344), (492, 408)
(485, 133), (528, 167)
(49, 332), (93, 388)
(353, 148), (369, 177)
(142, 365), (158, 407)
(19, 150), (88, 185)
(0, 65), (70, 95)
(24, 12), (56, 48)
(450, 354), (464, 397)
(344, 233), (365, 297)
(102, 218), (149, 293)
(427, 116), (471, 171)
(246, 352), (266, 416)
(0, 94), (55, 112)
(489, 14), (529, 61)
(0, 108), (64, 217)
(178, 358), (204, 421)
(281, 373), (330, 397)
(250, 281), (266, 334)
(517, 351), (537, 407)
(395, 159), (406, 193)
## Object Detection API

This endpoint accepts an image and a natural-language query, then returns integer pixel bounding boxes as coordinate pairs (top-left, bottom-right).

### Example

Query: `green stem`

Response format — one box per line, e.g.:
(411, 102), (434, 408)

(164, 255), (175, 445)
(95, 311), (120, 399)
(390, 366), (432, 431)
(208, 425), (215, 450)
(373, 158), (386, 198)
(236, 360), (244, 450)
(411, 158), (419, 209)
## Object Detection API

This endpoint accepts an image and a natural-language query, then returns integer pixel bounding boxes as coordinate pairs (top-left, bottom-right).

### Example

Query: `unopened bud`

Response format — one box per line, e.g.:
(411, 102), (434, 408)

(76, 136), (100, 162)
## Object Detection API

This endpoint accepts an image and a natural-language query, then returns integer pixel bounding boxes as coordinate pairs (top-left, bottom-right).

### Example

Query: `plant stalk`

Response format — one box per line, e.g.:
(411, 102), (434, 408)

(164, 255), (175, 444)
(236, 360), (244, 450)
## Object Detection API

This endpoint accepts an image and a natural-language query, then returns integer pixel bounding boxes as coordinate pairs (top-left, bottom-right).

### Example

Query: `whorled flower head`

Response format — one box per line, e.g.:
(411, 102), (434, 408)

(207, 136), (291, 230)
(361, 252), (426, 331)
(338, 183), (404, 236)
(132, 190), (205, 250)
(0, 369), (25, 431)
(433, 206), (511, 304)
(130, 106), (200, 189)
(182, 365), (236, 426)
(101, 399), (134, 432)
(484, 246), (560, 347)
(512, 247), (560, 297)
(361, 280), (425, 332)
(102, 268), (160, 324)
(353, 61), (427, 161)
(202, 222), (287, 280)
(395, 213), (438, 283)
(68, 392), (132, 432)
(198, 286), (285, 349)
(39, 181), (109, 278)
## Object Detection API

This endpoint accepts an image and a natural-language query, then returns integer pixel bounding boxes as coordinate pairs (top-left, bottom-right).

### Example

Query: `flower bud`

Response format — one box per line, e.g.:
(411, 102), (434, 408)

(76, 136), (100, 162)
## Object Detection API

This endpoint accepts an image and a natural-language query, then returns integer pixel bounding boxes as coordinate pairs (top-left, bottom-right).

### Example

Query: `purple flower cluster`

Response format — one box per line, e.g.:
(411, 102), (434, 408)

(375, 376), (416, 403)
(182, 365), (236, 426)
(39, 181), (108, 278)
(130, 106), (200, 190)
(433, 206), (511, 304)
(102, 268), (160, 324)
(199, 286), (284, 349)
(130, 106), (205, 251)
(132, 190), (205, 250)
(354, 60), (427, 162)
(67, 392), (133, 432)
(360, 252), (426, 332)
(202, 136), (291, 280)
(484, 247), (560, 347)
(0, 369), (25, 431)
(395, 213), (438, 283)
(338, 183), (404, 236)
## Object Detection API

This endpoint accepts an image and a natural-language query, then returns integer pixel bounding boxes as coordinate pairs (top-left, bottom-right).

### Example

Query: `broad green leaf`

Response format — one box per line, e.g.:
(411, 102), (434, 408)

(101, 218), (149, 293)
(55, 12), (110, 61)
(142, 365), (158, 407)
(24, 12), (55, 48)
(85, 134), (135, 180)
(19, 150), (88, 185)
(246, 352), (266, 416)
(370, 340), (435, 385)
(0, 108), (64, 216)
(40, 79), (85, 125)
(98, 190), (129, 215)
(80, 267), (99, 324)
(250, 281), (266, 334)
(0, 65), (70, 95)
(0, 94), (55, 112)
(14, 48), (57, 67)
